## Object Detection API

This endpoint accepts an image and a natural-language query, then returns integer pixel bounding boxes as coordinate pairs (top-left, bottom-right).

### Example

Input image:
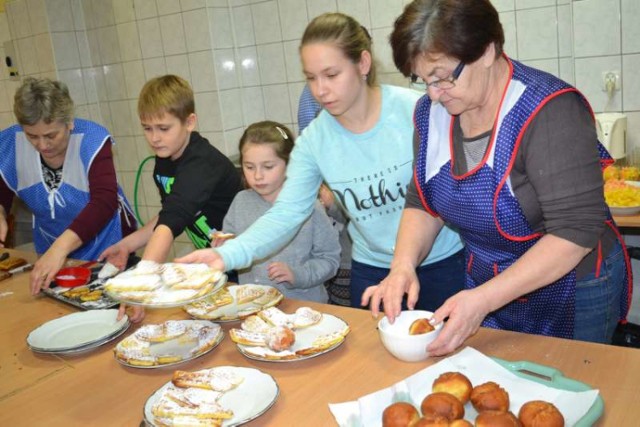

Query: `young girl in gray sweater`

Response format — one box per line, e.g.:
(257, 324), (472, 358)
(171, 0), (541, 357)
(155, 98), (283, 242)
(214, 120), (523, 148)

(214, 121), (340, 303)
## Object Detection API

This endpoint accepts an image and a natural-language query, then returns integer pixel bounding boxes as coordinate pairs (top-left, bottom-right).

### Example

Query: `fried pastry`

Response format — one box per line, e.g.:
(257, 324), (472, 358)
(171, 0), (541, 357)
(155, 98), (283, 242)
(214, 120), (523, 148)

(0, 256), (27, 271)
(172, 367), (244, 392)
(235, 285), (265, 304)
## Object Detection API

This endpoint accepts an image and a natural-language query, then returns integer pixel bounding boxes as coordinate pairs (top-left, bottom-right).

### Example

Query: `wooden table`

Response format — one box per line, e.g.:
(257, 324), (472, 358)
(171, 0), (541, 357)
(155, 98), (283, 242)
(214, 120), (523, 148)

(1, 249), (640, 426)
(613, 213), (640, 228)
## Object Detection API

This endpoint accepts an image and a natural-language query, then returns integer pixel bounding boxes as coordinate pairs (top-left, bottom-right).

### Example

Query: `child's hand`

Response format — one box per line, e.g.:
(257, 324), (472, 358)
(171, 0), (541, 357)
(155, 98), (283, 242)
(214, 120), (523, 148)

(267, 262), (295, 285)
(175, 249), (226, 272)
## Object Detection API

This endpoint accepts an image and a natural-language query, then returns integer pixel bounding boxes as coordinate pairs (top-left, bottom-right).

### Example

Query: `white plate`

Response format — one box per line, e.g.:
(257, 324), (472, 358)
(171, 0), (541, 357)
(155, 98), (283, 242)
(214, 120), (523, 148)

(106, 273), (227, 308)
(143, 366), (279, 426)
(236, 313), (350, 362)
(609, 205), (640, 215)
(183, 284), (284, 322)
(27, 309), (129, 351)
(114, 320), (224, 369)
(29, 321), (130, 355)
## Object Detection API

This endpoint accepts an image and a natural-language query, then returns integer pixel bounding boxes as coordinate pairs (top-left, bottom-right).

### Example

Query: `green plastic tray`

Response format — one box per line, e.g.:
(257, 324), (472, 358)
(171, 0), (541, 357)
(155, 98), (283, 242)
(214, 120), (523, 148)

(493, 357), (604, 427)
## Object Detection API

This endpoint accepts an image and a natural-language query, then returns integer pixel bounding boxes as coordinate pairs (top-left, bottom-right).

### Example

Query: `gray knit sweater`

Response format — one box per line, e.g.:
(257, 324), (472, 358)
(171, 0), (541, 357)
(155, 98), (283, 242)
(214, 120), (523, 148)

(222, 189), (340, 303)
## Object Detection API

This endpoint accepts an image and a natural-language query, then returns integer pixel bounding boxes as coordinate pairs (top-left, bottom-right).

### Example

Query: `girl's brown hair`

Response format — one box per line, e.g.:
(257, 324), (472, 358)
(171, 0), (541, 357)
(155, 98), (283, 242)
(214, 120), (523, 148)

(239, 121), (295, 165)
(300, 12), (377, 86)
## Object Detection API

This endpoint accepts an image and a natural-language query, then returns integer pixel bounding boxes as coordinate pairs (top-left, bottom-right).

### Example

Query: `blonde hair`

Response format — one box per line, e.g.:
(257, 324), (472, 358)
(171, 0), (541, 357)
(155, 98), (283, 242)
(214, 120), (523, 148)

(239, 121), (295, 165)
(300, 13), (377, 87)
(13, 77), (74, 126)
(138, 75), (194, 123)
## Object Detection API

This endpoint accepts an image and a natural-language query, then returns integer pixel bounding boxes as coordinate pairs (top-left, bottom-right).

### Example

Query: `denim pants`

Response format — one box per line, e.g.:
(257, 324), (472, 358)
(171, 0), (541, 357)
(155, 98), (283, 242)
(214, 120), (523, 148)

(574, 240), (625, 343)
(350, 250), (465, 310)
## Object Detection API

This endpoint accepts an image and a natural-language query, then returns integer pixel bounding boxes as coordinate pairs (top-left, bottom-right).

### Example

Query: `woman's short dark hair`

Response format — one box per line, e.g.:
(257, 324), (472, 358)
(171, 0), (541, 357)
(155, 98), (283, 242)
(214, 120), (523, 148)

(390, 0), (504, 77)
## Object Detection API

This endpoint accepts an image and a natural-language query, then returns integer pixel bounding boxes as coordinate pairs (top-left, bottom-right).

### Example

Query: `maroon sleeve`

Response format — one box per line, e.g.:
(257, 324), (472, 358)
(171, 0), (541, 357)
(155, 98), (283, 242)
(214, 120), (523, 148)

(68, 141), (119, 242)
(0, 178), (14, 215)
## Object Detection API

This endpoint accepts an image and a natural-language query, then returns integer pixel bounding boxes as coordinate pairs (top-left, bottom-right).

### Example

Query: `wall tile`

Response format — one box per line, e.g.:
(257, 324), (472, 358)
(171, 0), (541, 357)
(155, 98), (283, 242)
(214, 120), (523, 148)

(622, 54), (640, 111)
(522, 58), (559, 78)
(134, 0), (158, 20)
(514, 0), (555, 9)
(112, 136), (139, 171)
(82, 68), (99, 103)
(69, 0), (85, 30)
(0, 81), (10, 113)
(209, 8), (233, 49)
(110, 99), (134, 136)
(27, 0), (48, 34)
(282, 40), (302, 82)
(625, 111), (640, 155)
(622, 0), (640, 54)
(157, 0), (181, 15)
(574, 55), (622, 114)
(122, 60), (146, 99)
(34, 33), (55, 72)
(573, 0), (620, 57)
(252, 1), (281, 44)
(491, 0), (515, 12)
(97, 26), (122, 64)
(92, 66), (108, 101)
(557, 4), (572, 58)
(103, 63), (128, 101)
(337, 0), (370, 28)
(232, 6), (255, 47)
(219, 89), (243, 130)
(559, 57), (574, 86)
(113, 0), (136, 24)
(76, 31), (92, 68)
(231, 49), (258, 90)
(59, 68), (87, 104)
(371, 27), (394, 74)
(91, 0), (115, 27)
(118, 22), (143, 61)
(262, 84), (292, 124)
(188, 51), (216, 92)
(516, 6), (558, 60)
(180, 0), (205, 11)
(500, 11), (518, 59)
(159, 13), (187, 56)
(165, 54), (192, 82)
(0, 112), (16, 129)
(9, 1), (32, 39)
(0, 13), (11, 43)
(368, 0), (402, 29)
(213, 48), (239, 90)
(51, 32), (81, 70)
(241, 86), (265, 125)
(183, 9), (211, 52)
(143, 57), (167, 79)
(223, 128), (243, 158)
(306, 0), (337, 21)
(278, 0), (309, 41)
(257, 43), (287, 85)
(46, 0), (74, 32)
(86, 29), (102, 65)
(17, 37), (39, 75)
(128, 99), (143, 136)
(138, 18), (164, 59)
(194, 91), (222, 132)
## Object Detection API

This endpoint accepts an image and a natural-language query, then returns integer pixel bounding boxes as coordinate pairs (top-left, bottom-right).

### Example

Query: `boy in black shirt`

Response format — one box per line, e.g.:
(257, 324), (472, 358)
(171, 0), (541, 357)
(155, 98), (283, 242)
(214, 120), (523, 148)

(100, 75), (241, 321)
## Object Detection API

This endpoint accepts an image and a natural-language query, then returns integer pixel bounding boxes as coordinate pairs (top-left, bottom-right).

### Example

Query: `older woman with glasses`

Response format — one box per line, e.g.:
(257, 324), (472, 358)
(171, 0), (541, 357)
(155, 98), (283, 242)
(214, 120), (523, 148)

(363, 0), (630, 355)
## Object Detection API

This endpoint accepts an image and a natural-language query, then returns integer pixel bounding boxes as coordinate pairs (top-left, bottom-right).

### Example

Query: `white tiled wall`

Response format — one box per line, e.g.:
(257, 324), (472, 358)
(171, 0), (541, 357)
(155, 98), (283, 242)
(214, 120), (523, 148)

(2, 0), (640, 270)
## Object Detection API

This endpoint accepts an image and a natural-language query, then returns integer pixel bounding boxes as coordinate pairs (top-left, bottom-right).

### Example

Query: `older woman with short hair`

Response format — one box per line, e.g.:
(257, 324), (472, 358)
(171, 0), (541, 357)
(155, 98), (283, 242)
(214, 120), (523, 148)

(0, 77), (136, 294)
(363, 0), (629, 355)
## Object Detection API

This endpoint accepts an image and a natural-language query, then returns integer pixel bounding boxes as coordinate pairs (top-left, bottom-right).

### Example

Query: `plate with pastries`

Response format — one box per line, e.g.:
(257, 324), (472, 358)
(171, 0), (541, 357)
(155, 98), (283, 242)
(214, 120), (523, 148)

(143, 366), (279, 426)
(104, 261), (227, 308)
(114, 320), (224, 368)
(182, 284), (284, 321)
(229, 306), (350, 362)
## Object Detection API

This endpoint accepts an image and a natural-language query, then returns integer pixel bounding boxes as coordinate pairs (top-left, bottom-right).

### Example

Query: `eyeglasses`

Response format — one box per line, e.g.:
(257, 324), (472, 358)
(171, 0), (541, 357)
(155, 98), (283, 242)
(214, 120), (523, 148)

(410, 61), (465, 91)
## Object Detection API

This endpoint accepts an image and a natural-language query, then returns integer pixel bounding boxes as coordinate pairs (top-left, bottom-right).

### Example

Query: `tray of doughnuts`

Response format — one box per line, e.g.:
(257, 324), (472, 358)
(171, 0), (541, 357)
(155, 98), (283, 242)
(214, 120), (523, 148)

(329, 347), (602, 427)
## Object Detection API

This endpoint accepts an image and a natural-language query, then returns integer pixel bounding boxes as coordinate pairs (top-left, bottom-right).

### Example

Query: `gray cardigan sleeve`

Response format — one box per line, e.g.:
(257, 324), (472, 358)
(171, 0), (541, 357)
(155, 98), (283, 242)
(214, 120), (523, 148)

(290, 202), (341, 288)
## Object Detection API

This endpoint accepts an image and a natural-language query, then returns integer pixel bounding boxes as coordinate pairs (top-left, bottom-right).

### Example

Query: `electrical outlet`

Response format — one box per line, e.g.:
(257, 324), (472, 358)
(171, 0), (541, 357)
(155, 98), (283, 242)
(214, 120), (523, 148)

(602, 71), (621, 91)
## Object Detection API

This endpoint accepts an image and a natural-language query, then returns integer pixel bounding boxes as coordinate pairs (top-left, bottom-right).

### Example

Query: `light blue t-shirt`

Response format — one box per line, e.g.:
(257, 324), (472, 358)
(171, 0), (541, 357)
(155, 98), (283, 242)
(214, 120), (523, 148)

(218, 85), (463, 270)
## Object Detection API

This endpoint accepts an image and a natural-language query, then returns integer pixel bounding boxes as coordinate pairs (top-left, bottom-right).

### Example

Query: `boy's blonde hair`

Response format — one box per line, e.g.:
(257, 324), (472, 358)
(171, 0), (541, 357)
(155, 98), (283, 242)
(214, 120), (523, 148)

(138, 75), (194, 123)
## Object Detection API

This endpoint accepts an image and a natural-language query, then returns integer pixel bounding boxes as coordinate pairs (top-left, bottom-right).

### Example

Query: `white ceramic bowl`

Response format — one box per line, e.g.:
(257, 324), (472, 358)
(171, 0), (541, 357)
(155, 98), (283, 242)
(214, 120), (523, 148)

(378, 310), (442, 362)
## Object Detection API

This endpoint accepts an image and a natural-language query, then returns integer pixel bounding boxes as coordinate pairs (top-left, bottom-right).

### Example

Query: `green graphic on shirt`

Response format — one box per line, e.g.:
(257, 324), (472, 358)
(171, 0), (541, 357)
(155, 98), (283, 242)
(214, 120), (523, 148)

(185, 215), (213, 249)
(164, 177), (175, 193)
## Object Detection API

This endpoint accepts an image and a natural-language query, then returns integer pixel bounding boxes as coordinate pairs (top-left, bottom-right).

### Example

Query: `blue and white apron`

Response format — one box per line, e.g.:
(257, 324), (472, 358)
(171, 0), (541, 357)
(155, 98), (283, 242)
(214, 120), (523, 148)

(414, 57), (631, 338)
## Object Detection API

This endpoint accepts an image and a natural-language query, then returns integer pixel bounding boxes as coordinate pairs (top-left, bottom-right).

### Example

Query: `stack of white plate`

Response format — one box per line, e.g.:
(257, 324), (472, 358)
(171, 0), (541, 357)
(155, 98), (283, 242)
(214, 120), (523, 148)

(26, 309), (130, 355)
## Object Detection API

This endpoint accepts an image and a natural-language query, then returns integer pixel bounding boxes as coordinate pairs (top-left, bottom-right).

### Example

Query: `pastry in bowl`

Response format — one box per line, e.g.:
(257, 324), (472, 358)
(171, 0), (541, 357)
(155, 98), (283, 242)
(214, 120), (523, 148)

(518, 400), (564, 427)
(381, 402), (419, 427)
(408, 318), (435, 335)
(432, 371), (472, 404)
(377, 310), (442, 362)
(470, 381), (510, 412)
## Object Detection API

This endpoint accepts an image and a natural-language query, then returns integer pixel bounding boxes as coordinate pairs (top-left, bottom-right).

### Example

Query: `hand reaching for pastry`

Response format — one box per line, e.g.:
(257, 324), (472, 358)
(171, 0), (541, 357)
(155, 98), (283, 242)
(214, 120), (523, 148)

(117, 304), (146, 323)
(29, 249), (67, 295)
(175, 248), (226, 271)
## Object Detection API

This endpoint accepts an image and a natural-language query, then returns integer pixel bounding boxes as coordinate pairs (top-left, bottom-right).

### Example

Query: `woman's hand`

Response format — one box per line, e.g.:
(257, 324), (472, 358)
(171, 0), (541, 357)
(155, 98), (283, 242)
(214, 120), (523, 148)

(117, 304), (146, 323)
(267, 262), (295, 285)
(98, 242), (130, 270)
(426, 288), (493, 356)
(0, 207), (8, 247)
(29, 249), (67, 295)
(175, 249), (226, 271)
(361, 264), (420, 322)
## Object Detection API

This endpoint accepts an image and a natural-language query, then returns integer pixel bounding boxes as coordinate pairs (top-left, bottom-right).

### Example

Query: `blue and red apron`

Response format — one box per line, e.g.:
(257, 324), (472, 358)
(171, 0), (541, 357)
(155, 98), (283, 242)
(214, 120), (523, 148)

(414, 57), (631, 338)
